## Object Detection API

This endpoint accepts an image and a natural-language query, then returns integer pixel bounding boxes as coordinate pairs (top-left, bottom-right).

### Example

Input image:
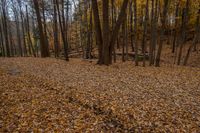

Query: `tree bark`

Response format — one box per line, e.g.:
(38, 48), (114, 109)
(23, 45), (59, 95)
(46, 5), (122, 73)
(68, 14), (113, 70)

(53, 0), (59, 58)
(142, 0), (149, 67)
(155, 0), (169, 67)
(2, 5), (10, 57)
(33, 0), (50, 57)
(134, 0), (139, 66)
(91, 0), (103, 64)
(56, 0), (69, 61)
(102, 0), (110, 65)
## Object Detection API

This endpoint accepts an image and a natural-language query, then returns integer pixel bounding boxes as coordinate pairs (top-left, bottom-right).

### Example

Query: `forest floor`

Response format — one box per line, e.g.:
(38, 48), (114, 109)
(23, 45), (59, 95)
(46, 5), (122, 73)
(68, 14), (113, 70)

(0, 57), (200, 132)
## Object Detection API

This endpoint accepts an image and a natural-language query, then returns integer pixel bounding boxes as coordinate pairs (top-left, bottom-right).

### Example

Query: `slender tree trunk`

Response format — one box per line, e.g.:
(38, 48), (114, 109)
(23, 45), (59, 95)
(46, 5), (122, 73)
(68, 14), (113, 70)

(15, 16), (23, 56)
(91, 0), (103, 64)
(130, 1), (134, 52)
(42, 0), (49, 56)
(177, 0), (190, 65)
(142, 0), (149, 67)
(183, 9), (200, 65)
(111, 0), (116, 62)
(2, 6), (10, 57)
(92, 0), (129, 65)
(12, 2), (23, 57)
(102, 0), (110, 65)
(33, 0), (50, 57)
(155, 0), (169, 67)
(56, 0), (69, 61)
(134, 0), (138, 66)
(122, 19), (126, 62)
(109, 0), (129, 64)
(125, 16), (128, 61)
(177, 8), (187, 65)
(0, 22), (5, 57)
(151, 0), (158, 65)
(85, 1), (90, 59)
(89, 3), (93, 59)
(53, 0), (59, 58)
(26, 5), (36, 57)
(18, 3), (27, 56)
(8, 21), (14, 57)
(172, 2), (180, 53)
(149, 0), (154, 65)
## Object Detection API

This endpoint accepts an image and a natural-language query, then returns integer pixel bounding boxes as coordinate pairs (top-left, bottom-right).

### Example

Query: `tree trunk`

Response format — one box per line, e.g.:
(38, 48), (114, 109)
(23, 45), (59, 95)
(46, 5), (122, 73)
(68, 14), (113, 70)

(102, 0), (110, 65)
(155, 0), (169, 67)
(2, 6), (10, 57)
(151, 0), (158, 65)
(149, 0), (154, 65)
(130, 1), (134, 52)
(183, 9), (200, 65)
(172, 2), (180, 53)
(8, 21), (14, 57)
(56, 0), (69, 61)
(0, 22), (5, 57)
(26, 5), (36, 57)
(134, 0), (139, 66)
(177, 8), (187, 65)
(122, 20), (126, 62)
(142, 0), (149, 67)
(109, 0), (129, 64)
(91, 0), (103, 64)
(18, 2), (27, 56)
(42, 0), (49, 56)
(12, 2), (23, 57)
(33, 0), (50, 57)
(53, 0), (59, 58)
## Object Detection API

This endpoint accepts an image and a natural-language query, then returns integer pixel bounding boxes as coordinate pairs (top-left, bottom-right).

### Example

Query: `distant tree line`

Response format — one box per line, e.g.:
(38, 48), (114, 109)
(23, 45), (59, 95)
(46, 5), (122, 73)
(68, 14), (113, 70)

(0, 0), (199, 66)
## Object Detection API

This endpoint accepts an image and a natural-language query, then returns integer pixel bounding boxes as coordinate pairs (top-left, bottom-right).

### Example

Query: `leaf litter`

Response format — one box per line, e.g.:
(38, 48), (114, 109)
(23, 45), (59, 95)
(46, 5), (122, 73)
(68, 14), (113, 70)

(0, 57), (200, 132)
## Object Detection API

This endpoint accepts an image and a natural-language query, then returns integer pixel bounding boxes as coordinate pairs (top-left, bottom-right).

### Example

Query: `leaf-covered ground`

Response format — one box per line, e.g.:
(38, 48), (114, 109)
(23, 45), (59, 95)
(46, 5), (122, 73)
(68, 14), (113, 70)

(0, 58), (200, 132)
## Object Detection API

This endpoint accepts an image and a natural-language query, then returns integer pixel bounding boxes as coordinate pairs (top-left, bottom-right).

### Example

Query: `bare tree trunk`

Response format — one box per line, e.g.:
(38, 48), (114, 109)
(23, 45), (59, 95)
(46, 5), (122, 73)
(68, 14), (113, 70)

(109, 0), (129, 64)
(42, 0), (49, 56)
(92, 0), (129, 65)
(0, 22), (5, 57)
(56, 0), (69, 61)
(151, 0), (158, 65)
(26, 5), (36, 57)
(8, 21), (14, 57)
(53, 0), (59, 58)
(11, 1), (23, 57)
(155, 0), (169, 67)
(2, 5), (10, 57)
(111, 0), (116, 62)
(33, 0), (50, 57)
(91, 0), (103, 64)
(122, 20), (125, 62)
(172, 2), (180, 53)
(89, 3), (93, 59)
(134, 0), (139, 66)
(102, 0), (110, 65)
(125, 16), (128, 61)
(130, 1), (134, 52)
(183, 9), (200, 65)
(142, 0), (149, 67)
(177, 8), (187, 65)
(84, 1), (90, 59)
(16, 17), (23, 56)
(18, 1), (27, 56)
(149, 0), (154, 65)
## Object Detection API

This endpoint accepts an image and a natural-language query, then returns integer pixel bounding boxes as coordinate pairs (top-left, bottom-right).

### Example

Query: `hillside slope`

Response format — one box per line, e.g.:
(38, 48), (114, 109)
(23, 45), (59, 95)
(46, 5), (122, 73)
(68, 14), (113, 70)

(0, 58), (200, 132)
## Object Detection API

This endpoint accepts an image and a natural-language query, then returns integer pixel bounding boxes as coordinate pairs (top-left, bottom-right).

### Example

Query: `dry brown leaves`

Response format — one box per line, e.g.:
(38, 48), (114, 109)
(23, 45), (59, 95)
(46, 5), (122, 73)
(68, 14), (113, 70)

(0, 57), (200, 132)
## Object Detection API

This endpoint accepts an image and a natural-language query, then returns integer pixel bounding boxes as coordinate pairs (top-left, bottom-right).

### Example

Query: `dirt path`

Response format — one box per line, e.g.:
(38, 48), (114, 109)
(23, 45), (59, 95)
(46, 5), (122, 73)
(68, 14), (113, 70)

(0, 58), (200, 132)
